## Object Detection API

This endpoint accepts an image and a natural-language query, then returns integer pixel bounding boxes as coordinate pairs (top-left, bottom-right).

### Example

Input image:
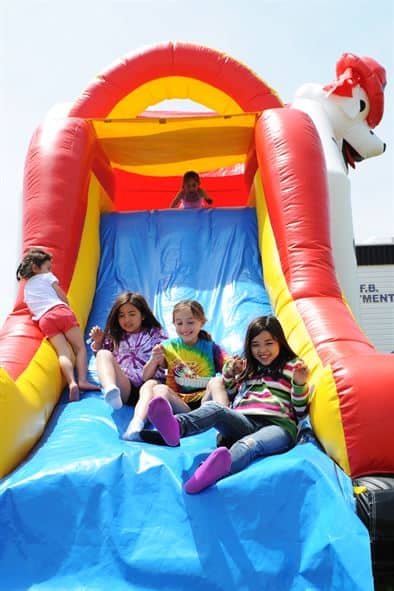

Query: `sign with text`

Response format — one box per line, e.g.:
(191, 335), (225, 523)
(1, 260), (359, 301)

(358, 265), (394, 353)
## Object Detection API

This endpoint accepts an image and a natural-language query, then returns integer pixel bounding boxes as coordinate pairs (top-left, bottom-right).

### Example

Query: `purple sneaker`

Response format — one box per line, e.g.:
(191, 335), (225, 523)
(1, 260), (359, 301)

(185, 447), (232, 494)
(147, 397), (180, 447)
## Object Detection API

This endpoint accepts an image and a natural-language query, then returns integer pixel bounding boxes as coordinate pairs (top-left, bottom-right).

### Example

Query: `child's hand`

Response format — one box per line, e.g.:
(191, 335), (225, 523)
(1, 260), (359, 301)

(293, 361), (309, 386)
(229, 355), (245, 377)
(150, 344), (165, 366)
(89, 325), (104, 347)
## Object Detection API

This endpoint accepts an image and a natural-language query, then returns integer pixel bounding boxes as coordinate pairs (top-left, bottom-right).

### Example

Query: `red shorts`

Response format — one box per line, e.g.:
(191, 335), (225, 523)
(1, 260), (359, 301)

(38, 304), (79, 339)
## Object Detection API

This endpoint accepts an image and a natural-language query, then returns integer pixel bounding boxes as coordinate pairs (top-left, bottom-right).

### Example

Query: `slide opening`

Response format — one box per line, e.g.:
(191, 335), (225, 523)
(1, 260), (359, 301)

(91, 112), (259, 211)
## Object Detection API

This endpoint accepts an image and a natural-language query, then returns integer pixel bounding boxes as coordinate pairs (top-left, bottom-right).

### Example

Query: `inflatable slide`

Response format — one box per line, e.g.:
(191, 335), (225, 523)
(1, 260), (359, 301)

(0, 43), (393, 589)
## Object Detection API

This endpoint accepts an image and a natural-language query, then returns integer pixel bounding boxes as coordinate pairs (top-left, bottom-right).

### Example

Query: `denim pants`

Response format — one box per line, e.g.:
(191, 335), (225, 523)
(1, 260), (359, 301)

(176, 401), (293, 474)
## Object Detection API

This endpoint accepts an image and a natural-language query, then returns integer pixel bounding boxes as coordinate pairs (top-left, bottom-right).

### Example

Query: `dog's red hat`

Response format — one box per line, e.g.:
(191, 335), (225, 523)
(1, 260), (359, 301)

(336, 53), (386, 128)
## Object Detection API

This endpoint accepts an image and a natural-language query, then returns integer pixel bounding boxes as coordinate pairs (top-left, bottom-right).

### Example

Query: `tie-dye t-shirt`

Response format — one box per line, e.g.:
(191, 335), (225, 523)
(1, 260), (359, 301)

(162, 337), (227, 403)
(101, 327), (167, 387)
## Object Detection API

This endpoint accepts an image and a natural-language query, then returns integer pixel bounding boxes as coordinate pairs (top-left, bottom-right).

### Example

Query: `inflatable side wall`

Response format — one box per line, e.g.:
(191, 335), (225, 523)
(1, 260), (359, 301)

(0, 118), (113, 477)
(254, 109), (394, 476)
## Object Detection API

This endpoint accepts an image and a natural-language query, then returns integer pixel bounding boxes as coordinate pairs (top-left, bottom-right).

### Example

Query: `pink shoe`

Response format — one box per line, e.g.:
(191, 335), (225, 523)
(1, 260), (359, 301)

(185, 447), (232, 494)
(147, 397), (180, 446)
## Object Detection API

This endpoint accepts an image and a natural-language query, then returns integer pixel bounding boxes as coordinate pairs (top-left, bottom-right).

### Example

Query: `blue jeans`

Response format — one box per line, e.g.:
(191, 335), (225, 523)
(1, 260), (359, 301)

(176, 401), (293, 474)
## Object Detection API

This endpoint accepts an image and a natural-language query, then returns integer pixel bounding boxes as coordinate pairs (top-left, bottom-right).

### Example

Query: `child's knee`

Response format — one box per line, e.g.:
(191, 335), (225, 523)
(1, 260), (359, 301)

(232, 437), (257, 461)
(152, 384), (170, 399)
(139, 379), (156, 397)
(238, 437), (257, 451)
(96, 349), (112, 364)
(203, 400), (225, 414)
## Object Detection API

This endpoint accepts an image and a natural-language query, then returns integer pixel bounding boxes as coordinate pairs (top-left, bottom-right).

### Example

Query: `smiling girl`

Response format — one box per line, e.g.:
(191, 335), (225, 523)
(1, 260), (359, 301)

(89, 292), (167, 412)
(123, 300), (226, 441)
(146, 315), (310, 493)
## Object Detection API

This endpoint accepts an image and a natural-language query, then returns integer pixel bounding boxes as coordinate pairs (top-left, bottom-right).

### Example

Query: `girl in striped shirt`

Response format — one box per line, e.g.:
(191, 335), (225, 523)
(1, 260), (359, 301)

(147, 316), (310, 493)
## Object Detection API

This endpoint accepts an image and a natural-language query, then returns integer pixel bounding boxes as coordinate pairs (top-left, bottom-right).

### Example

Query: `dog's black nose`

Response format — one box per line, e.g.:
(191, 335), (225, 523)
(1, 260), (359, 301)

(383, 143), (386, 152)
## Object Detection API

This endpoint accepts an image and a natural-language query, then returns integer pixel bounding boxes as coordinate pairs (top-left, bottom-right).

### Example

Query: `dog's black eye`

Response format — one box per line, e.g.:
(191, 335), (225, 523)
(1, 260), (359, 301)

(360, 100), (366, 112)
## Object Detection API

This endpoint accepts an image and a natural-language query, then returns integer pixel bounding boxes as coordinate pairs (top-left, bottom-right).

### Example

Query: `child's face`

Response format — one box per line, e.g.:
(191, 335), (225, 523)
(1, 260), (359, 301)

(173, 308), (204, 345)
(118, 303), (143, 334)
(183, 178), (200, 195)
(250, 330), (280, 366)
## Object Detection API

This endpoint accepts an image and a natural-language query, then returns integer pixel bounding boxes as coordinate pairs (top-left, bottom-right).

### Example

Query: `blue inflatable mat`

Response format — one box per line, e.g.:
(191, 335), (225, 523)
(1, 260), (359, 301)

(0, 208), (372, 590)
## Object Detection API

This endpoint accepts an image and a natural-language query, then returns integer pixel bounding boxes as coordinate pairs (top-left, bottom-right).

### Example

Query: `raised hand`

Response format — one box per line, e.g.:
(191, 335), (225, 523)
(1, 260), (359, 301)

(229, 355), (246, 377)
(89, 325), (104, 349)
(150, 343), (165, 366)
(293, 361), (310, 386)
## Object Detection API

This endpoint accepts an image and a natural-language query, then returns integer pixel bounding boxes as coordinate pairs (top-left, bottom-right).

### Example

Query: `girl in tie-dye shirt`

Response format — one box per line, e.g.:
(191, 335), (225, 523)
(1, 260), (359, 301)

(123, 300), (227, 441)
(89, 292), (167, 415)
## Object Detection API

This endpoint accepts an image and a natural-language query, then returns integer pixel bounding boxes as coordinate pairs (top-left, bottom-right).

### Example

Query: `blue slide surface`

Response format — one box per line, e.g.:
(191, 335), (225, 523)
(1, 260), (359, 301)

(0, 209), (372, 590)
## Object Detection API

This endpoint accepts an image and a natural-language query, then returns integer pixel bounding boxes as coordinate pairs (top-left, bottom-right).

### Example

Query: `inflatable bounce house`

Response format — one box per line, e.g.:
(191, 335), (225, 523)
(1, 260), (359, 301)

(1, 43), (393, 589)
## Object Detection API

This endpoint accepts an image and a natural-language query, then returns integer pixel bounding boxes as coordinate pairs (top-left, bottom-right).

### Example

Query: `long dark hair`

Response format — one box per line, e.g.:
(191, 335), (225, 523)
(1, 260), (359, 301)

(16, 249), (52, 280)
(172, 300), (212, 341)
(241, 316), (297, 379)
(104, 292), (162, 346)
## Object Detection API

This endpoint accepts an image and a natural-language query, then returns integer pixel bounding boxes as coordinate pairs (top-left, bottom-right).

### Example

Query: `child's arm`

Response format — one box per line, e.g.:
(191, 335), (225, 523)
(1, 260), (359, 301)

(199, 188), (213, 206)
(221, 356), (243, 398)
(143, 343), (167, 381)
(170, 191), (184, 208)
(52, 281), (69, 305)
(213, 344), (229, 374)
(291, 360), (310, 419)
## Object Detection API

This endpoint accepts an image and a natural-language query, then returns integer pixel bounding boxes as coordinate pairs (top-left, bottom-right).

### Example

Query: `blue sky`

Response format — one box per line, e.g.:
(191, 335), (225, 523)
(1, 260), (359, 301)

(1, 0), (393, 325)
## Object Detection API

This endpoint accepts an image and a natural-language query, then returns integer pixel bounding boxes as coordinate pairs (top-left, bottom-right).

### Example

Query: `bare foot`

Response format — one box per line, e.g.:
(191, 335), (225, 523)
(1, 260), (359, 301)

(78, 380), (100, 391)
(69, 383), (80, 402)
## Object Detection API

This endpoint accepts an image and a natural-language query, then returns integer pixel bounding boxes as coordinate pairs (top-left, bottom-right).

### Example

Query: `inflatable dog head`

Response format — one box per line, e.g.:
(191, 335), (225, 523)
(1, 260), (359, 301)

(326, 53), (386, 128)
(295, 53), (387, 169)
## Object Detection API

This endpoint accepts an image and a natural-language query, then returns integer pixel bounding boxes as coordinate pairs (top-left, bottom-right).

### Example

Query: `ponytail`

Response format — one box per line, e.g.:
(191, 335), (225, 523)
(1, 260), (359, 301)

(16, 249), (52, 281)
(198, 329), (212, 341)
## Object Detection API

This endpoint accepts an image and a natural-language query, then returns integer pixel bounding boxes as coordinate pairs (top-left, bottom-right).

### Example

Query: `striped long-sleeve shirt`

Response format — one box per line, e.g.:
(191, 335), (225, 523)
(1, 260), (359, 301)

(223, 357), (309, 440)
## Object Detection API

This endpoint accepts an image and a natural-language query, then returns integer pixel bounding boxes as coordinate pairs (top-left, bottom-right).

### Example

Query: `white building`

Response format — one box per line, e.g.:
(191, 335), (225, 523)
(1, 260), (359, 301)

(357, 244), (394, 353)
